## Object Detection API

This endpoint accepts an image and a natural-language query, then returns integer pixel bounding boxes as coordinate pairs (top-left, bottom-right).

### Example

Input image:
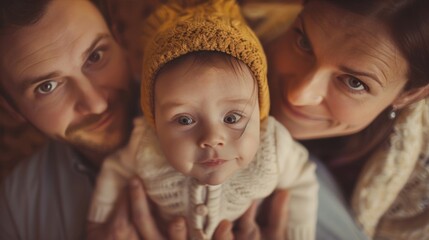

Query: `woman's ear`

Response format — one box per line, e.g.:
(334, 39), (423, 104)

(392, 84), (429, 109)
(0, 95), (25, 123)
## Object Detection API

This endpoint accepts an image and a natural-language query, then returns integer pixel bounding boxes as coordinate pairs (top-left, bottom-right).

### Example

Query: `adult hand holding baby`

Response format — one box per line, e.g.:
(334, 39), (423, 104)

(87, 178), (288, 240)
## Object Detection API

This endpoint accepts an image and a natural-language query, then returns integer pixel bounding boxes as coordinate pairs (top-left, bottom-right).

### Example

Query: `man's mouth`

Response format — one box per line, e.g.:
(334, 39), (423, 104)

(66, 111), (113, 135)
(87, 112), (113, 131)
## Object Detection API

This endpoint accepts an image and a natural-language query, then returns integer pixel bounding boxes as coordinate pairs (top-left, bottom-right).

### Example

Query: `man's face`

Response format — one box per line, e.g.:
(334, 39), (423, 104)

(0, 0), (134, 160)
(154, 55), (260, 185)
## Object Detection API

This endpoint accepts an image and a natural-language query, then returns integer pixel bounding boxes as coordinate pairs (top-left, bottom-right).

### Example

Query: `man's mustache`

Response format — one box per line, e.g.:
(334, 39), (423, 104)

(65, 113), (106, 135)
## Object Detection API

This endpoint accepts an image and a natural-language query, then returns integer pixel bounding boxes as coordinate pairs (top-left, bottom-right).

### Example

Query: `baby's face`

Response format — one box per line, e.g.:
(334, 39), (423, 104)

(154, 55), (260, 185)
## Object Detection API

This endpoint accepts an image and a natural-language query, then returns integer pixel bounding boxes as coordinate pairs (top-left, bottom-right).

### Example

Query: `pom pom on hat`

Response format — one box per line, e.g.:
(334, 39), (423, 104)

(141, 0), (269, 127)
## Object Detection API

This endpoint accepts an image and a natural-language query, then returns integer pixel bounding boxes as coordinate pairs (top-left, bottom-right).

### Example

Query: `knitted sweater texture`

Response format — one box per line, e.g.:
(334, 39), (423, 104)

(89, 116), (318, 240)
(102, 0), (429, 238)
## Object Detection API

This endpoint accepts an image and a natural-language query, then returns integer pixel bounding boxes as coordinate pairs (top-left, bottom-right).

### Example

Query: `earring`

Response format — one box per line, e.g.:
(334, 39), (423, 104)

(388, 107), (397, 120)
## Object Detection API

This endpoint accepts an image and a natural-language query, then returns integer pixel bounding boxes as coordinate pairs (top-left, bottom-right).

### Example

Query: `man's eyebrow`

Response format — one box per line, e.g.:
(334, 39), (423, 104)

(21, 71), (61, 91)
(81, 33), (111, 61)
(19, 34), (112, 92)
(339, 66), (385, 87)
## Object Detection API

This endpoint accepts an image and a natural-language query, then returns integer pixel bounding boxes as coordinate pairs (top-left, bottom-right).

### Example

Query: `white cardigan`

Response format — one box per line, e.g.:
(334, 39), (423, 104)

(89, 116), (318, 240)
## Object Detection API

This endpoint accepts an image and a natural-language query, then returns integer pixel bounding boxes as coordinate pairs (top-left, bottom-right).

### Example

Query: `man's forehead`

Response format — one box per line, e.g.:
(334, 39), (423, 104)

(0, 0), (107, 52)
(0, 0), (109, 83)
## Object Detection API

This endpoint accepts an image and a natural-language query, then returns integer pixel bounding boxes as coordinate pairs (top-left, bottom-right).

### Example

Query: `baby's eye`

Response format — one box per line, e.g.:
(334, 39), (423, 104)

(177, 116), (195, 125)
(36, 81), (58, 95)
(224, 113), (242, 124)
(341, 75), (368, 92)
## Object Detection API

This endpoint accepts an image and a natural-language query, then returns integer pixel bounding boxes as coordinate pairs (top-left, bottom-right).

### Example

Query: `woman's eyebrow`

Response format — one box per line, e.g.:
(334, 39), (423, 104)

(339, 65), (384, 87)
(297, 14), (315, 51)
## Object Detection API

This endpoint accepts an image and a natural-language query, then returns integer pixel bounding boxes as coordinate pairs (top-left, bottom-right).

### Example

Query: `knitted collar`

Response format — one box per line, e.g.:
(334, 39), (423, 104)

(352, 99), (429, 237)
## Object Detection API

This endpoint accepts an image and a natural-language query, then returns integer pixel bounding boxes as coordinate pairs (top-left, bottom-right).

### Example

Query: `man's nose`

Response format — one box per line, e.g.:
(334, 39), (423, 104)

(287, 68), (329, 106)
(74, 76), (108, 115)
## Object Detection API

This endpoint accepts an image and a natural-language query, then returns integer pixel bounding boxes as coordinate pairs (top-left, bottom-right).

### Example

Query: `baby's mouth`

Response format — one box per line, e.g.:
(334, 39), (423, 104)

(198, 159), (227, 167)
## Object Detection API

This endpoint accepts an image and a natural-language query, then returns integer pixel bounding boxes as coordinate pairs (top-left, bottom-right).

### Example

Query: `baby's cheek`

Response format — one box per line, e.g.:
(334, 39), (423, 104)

(238, 138), (260, 167)
(164, 144), (194, 173)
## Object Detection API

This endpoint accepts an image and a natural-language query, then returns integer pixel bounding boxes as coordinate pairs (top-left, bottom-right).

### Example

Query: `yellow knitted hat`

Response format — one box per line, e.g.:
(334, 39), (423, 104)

(141, 0), (269, 127)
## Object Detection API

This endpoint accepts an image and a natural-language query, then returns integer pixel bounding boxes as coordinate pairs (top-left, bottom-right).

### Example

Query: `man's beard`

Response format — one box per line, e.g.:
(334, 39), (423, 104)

(64, 101), (134, 160)
(65, 121), (127, 158)
(62, 82), (137, 161)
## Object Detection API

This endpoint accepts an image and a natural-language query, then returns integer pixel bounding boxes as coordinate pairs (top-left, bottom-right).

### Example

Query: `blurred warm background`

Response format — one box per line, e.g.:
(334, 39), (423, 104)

(0, 102), (46, 183)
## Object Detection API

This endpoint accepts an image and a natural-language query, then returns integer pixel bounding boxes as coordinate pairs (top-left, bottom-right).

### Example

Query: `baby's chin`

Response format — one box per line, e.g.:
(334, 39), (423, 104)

(193, 171), (233, 186)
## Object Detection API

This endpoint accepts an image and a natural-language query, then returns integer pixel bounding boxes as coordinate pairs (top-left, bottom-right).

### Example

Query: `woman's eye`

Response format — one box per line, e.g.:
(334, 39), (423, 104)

(224, 113), (242, 124)
(177, 116), (194, 125)
(87, 50), (103, 64)
(36, 81), (58, 94)
(338, 75), (369, 93)
(295, 29), (312, 53)
(343, 75), (367, 91)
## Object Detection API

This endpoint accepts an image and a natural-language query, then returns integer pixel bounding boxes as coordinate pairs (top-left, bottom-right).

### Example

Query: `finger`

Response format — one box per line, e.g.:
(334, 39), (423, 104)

(235, 202), (261, 240)
(109, 191), (135, 239)
(265, 190), (289, 239)
(238, 202), (259, 229)
(129, 177), (164, 240)
(213, 220), (234, 240)
(86, 222), (107, 240)
(168, 217), (187, 240)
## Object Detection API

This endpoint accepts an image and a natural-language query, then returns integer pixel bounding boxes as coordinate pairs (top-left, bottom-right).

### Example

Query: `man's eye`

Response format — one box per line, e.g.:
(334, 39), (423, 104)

(224, 113), (242, 124)
(36, 81), (58, 94)
(87, 50), (103, 64)
(177, 116), (195, 125)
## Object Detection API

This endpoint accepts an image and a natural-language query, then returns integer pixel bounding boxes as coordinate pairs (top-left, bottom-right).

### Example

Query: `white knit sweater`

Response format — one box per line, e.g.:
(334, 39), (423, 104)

(89, 116), (317, 240)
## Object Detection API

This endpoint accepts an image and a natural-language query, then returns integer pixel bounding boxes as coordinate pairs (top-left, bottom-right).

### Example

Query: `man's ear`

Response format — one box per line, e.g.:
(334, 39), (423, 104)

(392, 84), (429, 109)
(0, 95), (25, 123)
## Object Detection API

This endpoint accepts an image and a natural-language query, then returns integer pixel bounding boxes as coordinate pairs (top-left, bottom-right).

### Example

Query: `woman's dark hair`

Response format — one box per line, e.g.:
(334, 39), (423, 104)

(302, 0), (429, 199)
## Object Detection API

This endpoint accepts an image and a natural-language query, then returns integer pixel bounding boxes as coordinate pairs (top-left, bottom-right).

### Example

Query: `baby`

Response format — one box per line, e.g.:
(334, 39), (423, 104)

(88, 0), (318, 239)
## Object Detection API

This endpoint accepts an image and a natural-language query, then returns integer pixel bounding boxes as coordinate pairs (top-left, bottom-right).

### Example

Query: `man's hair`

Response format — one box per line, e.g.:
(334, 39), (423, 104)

(1, 0), (111, 33)
(0, 0), (52, 32)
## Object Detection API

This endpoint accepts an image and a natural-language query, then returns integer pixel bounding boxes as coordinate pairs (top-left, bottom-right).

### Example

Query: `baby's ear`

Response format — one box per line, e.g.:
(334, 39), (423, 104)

(393, 84), (429, 109)
(0, 95), (25, 123)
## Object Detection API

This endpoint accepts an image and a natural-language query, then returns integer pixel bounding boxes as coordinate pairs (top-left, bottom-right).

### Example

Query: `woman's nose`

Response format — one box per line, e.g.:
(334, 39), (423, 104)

(287, 68), (328, 106)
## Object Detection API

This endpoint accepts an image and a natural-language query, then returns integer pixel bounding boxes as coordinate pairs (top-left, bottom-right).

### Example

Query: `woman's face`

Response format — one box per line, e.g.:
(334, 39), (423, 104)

(266, 0), (409, 140)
